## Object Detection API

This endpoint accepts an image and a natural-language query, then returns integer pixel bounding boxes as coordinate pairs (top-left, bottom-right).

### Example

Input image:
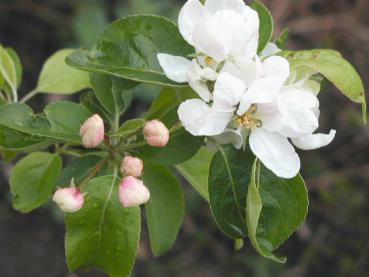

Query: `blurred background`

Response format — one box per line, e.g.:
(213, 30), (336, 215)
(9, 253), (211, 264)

(0, 0), (369, 276)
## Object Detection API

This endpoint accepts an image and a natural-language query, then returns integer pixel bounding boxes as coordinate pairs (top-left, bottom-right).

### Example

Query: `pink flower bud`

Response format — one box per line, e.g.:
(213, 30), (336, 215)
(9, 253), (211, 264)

(52, 187), (84, 213)
(80, 114), (105, 148)
(119, 176), (150, 208)
(121, 156), (144, 177)
(143, 120), (169, 147)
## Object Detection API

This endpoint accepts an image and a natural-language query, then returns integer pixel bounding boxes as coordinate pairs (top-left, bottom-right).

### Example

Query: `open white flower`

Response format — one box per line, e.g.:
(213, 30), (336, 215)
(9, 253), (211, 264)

(179, 0), (259, 61)
(157, 0), (259, 101)
(213, 69), (336, 178)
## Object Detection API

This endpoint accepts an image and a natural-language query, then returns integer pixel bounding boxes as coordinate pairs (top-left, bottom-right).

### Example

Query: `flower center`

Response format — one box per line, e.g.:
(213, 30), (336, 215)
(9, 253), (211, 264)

(204, 56), (214, 66)
(237, 104), (262, 129)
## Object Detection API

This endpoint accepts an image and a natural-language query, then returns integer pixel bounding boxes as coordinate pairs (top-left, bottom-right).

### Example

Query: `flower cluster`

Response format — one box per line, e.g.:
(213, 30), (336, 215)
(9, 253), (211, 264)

(158, 0), (336, 178)
(53, 116), (169, 213)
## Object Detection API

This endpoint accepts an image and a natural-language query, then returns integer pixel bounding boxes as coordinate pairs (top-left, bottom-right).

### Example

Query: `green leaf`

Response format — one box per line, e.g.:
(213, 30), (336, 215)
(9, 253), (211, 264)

(146, 87), (197, 120)
(111, 118), (145, 138)
(138, 127), (204, 166)
(246, 159), (308, 263)
(10, 152), (62, 213)
(65, 175), (140, 277)
(246, 159), (284, 262)
(208, 145), (252, 238)
(90, 73), (136, 118)
(45, 101), (93, 135)
(67, 15), (193, 86)
(251, 1), (274, 53)
(175, 147), (212, 201)
(275, 28), (289, 50)
(0, 125), (53, 151)
(56, 155), (108, 186)
(0, 101), (92, 143)
(80, 91), (113, 123)
(36, 49), (90, 94)
(0, 70), (4, 89)
(0, 44), (17, 100)
(143, 162), (185, 256)
(5, 47), (22, 88)
(280, 49), (367, 122)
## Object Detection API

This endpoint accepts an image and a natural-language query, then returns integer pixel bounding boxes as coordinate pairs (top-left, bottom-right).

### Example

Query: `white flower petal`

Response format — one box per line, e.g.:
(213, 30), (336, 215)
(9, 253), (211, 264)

(178, 0), (207, 45)
(238, 56), (290, 115)
(249, 128), (300, 178)
(213, 73), (245, 111)
(280, 108), (319, 137)
(186, 60), (214, 102)
(200, 108), (234, 136)
(204, 0), (247, 14)
(178, 99), (210, 136)
(221, 57), (257, 88)
(292, 130), (336, 150)
(192, 10), (245, 61)
(212, 127), (244, 149)
(259, 43), (281, 59)
(157, 53), (191, 83)
(178, 99), (233, 136)
(279, 88), (319, 110)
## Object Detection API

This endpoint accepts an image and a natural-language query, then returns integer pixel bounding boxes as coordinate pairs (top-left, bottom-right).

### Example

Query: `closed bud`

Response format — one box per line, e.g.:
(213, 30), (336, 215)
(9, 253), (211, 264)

(121, 156), (144, 177)
(80, 114), (105, 148)
(52, 187), (84, 213)
(143, 120), (169, 147)
(119, 176), (150, 208)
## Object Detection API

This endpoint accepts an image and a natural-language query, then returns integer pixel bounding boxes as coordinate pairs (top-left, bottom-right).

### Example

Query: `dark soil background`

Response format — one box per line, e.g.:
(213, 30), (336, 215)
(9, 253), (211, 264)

(1, 0), (369, 276)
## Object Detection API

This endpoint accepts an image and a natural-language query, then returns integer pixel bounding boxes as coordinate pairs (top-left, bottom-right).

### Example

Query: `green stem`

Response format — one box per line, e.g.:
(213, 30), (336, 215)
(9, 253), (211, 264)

(79, 157), (110, 189)
(20, 89), (38, 103)
(121, 141), (148, 152)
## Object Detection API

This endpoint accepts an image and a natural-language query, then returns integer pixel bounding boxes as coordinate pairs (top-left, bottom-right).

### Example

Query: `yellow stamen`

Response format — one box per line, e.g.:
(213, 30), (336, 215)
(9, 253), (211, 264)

(204, 56), (213, 66)
(237, 104), (262, 129)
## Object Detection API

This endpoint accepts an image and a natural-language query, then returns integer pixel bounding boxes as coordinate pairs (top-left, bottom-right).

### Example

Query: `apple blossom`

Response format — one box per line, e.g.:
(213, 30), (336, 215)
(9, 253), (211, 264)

(121, 156), (144, 177)
(157, 0), (259, 102)
(80, 114), (105, 148)
(212, 71), (336, 178)
(119, 176), (150, 208)
(52, 187), (84, 213)
(143, 120), (170, 147)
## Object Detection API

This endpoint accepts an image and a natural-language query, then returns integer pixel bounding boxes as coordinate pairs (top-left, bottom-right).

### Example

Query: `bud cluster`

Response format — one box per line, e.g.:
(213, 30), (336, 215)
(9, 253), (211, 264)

(52, 115), (170, 212)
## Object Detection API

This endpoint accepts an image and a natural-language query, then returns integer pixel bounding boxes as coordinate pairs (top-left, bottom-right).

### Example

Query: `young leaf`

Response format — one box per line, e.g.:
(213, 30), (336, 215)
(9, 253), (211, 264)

(246, 159), (285, 262)
(208, 145), (252, 239)
(10, 152), (62, 213)
(0, 44), (17, 101)
(67, 15), (194, 86)
(90, 73), (137, 117)
(0, 101), (92, 143)
(275, 28), (290, 50)
(281, 49), (367, 122)
(65, 175), (141, 277)
(251, 1), (274, 54)
(143, 162), (185, 256)
(36, 49), (90, 94)
(175, 147), (212, 201)
(5, 47), (22, 88)
(246, 160), (308, 263)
